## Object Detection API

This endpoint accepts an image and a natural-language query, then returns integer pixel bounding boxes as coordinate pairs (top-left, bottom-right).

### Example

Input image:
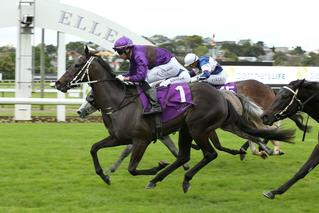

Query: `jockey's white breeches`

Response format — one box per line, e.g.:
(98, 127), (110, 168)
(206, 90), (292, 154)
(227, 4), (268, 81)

(158, 70), (191, 87)
(146, 57), (188, 84)
(204, 71), (227, 85)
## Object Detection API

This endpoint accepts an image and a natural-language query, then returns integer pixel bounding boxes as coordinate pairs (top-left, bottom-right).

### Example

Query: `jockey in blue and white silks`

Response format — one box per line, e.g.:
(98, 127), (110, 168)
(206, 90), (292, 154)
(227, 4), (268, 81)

(184, 53), (227, 86)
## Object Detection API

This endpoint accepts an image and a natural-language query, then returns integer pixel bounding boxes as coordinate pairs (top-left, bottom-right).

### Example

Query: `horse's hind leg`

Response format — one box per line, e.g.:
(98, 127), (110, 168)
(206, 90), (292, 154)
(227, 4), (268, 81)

(146, 126), (192, 189)
(182, 132), (218, 193)
(91, 136), (126, 185)
(209, 131), (244, 155)
(106, 144), (133, 174)
(271, 140), (284, 155)
(264, 143), (319, 199)
(160, 135), (190, 170)
(127, 139), (168, 176)
(249, 141), (268, 159)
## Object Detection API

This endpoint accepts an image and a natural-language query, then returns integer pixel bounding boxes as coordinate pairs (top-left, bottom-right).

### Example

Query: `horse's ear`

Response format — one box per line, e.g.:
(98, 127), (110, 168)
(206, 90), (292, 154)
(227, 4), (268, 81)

(84, 45), (89, 57)
(300, 78), (312, 88)
(299, 78), (306, 86)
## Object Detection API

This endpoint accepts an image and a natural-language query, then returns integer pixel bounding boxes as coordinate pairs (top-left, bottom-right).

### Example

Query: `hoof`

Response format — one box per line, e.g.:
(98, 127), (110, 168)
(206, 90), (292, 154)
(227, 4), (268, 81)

(100, 174), (111, 185)
(109, 166), (117, 173)
(239, 148), (246, 161)
(263, 191), (275, 199)
(183, 164), (190, 171)
(145, 181), (156, 189)
(240, 153), (246, 161)
(273, 149), (285, 156)
(278, 151), (285, 155)
(260, 151), (268, 159)
(182, 180), (191, 193)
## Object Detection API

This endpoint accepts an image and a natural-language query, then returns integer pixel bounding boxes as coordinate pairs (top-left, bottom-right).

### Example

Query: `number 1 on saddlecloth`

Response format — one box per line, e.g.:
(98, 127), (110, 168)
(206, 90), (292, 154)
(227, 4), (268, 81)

(175, 85), (186, 102)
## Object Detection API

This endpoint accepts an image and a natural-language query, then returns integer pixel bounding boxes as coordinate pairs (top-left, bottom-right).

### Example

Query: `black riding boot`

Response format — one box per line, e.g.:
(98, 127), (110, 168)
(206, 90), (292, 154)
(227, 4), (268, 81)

(143, 87), (162, 115)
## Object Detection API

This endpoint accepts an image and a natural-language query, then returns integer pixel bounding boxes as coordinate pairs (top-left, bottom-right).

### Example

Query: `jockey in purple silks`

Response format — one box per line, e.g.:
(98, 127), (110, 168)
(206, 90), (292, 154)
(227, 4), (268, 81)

(77, 36), (190, 118)
(184, 53), (227, 86)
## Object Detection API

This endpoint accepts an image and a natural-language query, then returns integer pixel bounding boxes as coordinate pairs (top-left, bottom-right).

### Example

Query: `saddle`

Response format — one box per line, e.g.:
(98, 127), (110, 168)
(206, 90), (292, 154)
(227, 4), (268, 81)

(139, 83), (193, 139)
(139, 83), (193, 122)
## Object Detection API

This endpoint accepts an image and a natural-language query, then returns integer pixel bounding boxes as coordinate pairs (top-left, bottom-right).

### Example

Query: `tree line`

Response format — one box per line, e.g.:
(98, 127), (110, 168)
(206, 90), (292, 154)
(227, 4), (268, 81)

(1, 35), (319, 79)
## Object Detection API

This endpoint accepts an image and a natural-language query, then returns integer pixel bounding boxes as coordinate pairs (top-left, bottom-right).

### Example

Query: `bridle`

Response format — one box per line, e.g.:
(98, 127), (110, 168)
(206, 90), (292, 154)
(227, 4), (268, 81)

(274, 85), (317, 120)
(67, 56), (140, 114)
(69, 56), (100, 87)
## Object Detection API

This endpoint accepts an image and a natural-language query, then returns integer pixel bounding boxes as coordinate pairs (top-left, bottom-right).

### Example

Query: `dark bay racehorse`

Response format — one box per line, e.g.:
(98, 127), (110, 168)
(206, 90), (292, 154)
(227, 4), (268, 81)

(55, 48), (295, 191)
(236, 80), (309, 158)
(106, 79), (309, 173)
(261, 79), (319, 199)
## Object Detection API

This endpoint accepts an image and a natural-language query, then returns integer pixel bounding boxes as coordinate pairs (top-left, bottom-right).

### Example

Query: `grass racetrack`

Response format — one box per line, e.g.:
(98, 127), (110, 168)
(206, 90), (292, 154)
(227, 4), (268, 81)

(1, 119), (319, 212)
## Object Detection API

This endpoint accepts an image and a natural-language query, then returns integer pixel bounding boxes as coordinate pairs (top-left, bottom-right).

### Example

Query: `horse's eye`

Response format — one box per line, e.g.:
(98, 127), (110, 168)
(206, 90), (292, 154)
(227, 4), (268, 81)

(74, 64), (81, 68)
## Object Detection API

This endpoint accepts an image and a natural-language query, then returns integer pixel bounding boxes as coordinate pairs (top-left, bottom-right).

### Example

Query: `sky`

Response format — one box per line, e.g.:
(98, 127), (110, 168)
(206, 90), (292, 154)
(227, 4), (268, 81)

(1, 0), (319, 51)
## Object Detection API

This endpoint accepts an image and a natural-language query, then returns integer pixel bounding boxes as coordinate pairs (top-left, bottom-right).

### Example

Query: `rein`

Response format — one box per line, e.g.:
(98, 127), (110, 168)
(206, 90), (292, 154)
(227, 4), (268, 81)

(105, 86), (141, 114)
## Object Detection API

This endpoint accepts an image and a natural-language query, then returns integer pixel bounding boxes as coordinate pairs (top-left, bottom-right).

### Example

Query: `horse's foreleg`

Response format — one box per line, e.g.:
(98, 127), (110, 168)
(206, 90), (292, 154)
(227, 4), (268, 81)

(264, 143), (319, 199)
(182, 132), (218, 193)
(146, 127), (192, 189)
(106, 144), (133, 174)
(127, 140), (167, 176)
(209, 131), (244, 155)
(160, 135), (190, 170)
(91, 136), (125, 185)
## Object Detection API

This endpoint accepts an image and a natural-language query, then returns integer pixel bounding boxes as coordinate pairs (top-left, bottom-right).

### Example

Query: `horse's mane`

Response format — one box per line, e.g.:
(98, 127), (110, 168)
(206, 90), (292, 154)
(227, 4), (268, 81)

(302, 79), (319, 90)
(289, 79), (319, 91)
(95, 56), (114, 75)
(93, 55), (139, 92)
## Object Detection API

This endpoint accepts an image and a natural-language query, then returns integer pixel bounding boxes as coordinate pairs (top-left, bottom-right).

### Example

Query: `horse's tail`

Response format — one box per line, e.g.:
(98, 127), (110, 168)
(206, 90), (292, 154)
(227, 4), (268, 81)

(237, 94), (264, 124)
(225, 100), (295, 143)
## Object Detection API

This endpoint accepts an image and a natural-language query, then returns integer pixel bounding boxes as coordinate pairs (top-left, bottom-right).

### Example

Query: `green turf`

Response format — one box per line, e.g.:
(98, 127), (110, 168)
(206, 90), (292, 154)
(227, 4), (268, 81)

(0, 120), (318, 213)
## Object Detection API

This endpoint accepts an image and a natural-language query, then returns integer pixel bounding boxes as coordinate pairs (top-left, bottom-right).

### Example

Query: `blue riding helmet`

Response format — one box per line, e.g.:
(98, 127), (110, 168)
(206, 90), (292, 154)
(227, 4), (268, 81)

(113, 36), (134, 50)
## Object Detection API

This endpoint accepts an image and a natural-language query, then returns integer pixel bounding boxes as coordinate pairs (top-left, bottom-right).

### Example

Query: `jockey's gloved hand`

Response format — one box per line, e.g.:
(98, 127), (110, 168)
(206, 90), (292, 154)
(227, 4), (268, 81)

(198, 71), (211, 80)
(115, 74), (126, 82)
(190, 76), (199, 83)
(116, 75), (134, 85)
